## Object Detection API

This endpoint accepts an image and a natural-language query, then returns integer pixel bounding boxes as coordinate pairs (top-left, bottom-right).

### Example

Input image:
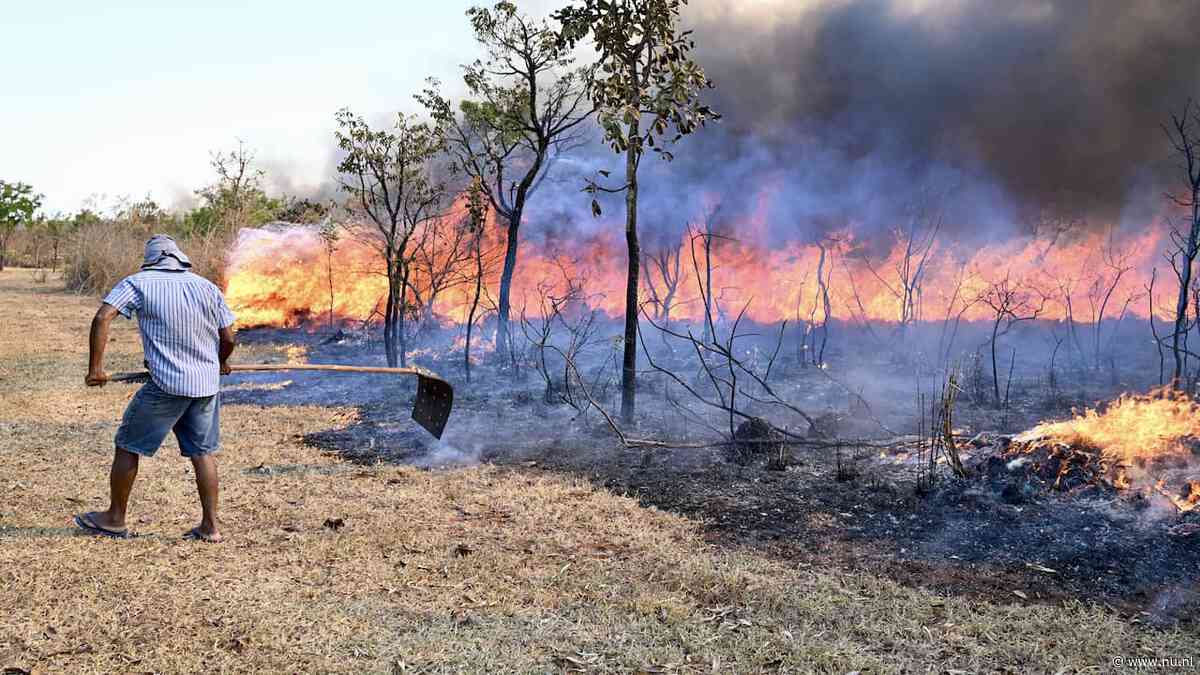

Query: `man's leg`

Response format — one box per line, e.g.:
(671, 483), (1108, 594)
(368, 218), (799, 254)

(178, 393), (223, 542)
(92, 448), (139, 530)
(92, 381), (180, 531)
(189, 453), (222, 541)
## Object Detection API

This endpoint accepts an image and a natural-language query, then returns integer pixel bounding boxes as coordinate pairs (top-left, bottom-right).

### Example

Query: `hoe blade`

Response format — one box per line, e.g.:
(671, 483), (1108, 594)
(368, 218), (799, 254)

(412, 373), (454, 440)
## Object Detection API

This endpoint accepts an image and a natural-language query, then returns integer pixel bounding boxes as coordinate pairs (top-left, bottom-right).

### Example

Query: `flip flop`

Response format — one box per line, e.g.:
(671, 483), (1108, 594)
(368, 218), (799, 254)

(74, 512), (129, 539)
(183, 527), (223, 543)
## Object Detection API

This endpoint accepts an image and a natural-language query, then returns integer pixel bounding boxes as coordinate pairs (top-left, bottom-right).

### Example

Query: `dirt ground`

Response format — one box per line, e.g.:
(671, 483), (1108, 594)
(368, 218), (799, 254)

(1, 269), (1197, 673)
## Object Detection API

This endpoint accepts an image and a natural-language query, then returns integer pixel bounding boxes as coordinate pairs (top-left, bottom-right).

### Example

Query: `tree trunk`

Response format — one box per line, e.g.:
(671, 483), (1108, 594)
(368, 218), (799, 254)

(991, 318), (1002, 406)
(702, 233), (714, 344)
(399, 264), (410, 368)
(816, 243), (831, 366)
(384, 276), (398, 368)
(620, 131), (640, 425)
(1172, 221), (1198, 388)
(465, 233), (484, 383)
(495, 208), (524, 366)
(383, 251), (400, 368)
(326, 248), (336, 331)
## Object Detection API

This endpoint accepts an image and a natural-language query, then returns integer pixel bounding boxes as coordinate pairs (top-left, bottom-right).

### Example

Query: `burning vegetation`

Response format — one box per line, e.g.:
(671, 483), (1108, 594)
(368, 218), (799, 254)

(8, 2), (1200, 667)
(226, 213), (1169, 331)
(1011, 389), (1200, 513)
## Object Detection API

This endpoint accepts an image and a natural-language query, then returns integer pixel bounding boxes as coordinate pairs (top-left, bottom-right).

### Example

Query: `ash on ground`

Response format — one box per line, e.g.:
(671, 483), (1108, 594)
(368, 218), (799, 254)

(222, 325), (1200, 625)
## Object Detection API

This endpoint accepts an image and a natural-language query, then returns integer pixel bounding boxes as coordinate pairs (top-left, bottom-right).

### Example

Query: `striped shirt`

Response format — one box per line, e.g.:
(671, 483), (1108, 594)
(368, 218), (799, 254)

(103, 270), (236, 397)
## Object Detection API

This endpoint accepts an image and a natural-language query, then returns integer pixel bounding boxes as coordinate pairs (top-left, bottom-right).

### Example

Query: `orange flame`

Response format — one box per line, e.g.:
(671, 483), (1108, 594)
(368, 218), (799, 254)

(221, 175), (1190, 331)
(1024, 388), (1200, 463)
(1022, 388), (1200, 512)
(225, 203), (1173, 330)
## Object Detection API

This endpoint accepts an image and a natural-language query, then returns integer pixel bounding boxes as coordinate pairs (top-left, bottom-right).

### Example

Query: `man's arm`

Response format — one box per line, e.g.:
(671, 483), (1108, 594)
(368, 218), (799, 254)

(218, 326), (237, 375)
(86, 304), (120, 387)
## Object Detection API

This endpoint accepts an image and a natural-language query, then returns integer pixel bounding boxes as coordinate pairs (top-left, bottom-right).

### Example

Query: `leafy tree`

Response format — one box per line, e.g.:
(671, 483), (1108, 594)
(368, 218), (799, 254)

(0, 181), (43, 271)
(556, 0), (719, 423)
(278, 196), (331, 224)
(418, 1), (593, 361)
(187, 141), (281, 238)
(72, 208), (103, 229)
(335, 108), (448, 367)
(117, 196), (174, 231)
(29, 213), (76, 270)
(45, 215), (76, 269)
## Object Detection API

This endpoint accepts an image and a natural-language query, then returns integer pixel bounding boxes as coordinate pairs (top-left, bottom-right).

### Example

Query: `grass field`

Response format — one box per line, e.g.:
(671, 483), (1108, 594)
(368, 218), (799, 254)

(0, 268), (1195, 673)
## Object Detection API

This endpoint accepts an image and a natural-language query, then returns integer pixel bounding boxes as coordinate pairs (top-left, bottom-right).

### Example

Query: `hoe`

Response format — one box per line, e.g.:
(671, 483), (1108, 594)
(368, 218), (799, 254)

(110, 364), (454, 439)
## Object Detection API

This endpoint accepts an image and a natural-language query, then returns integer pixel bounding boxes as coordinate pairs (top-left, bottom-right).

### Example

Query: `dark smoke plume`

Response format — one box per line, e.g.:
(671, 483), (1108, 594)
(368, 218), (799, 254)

(671, 0), (1200, 233)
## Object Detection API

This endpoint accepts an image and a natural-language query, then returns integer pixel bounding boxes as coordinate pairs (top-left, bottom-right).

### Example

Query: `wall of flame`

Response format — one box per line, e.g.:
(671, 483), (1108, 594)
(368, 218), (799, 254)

(224, 199), (1174, 329)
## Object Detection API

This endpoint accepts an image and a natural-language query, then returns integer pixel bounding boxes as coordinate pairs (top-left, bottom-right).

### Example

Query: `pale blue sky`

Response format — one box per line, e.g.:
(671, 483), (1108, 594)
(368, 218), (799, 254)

(1, 1), (560, 213)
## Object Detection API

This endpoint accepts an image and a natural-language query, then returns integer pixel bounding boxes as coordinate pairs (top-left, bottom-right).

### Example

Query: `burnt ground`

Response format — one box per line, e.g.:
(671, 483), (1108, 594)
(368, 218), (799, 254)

(227, 325), (1200, 626)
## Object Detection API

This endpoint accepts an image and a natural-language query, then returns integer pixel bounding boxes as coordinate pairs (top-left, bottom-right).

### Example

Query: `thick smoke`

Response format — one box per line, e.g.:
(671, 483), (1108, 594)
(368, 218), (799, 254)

(664, 0), (1200, 234)
(263, 1), (1200, 254)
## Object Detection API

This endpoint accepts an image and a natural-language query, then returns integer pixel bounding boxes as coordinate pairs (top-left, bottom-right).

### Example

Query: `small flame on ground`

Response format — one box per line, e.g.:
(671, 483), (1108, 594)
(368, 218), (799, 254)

(1021, 388), (1200, 512)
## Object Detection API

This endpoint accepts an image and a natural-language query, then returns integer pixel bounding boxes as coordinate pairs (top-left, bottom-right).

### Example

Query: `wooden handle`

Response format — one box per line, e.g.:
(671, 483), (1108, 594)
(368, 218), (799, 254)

(228, 364), (429, 376)
(110, 363), (446, 383)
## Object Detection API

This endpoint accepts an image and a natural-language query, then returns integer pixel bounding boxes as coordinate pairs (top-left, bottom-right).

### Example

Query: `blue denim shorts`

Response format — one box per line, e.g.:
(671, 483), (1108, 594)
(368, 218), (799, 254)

(115, 380), (221, 458)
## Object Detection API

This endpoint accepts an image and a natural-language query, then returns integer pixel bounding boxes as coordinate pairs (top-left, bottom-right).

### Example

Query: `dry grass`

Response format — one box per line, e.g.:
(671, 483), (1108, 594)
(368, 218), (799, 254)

(0, 268), (1194, 673)
(62, 223), (230, 295)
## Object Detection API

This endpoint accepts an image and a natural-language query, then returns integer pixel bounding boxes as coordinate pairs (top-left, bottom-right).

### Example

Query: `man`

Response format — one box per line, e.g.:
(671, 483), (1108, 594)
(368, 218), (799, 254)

(77, 234), (237, 542)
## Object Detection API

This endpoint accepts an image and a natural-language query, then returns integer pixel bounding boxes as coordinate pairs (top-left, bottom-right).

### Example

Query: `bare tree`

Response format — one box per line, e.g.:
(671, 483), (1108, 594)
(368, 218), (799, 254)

(409, 209), (475, 329)
(934, 256), (979, 366)
(335, 109), (447, 367)
(977, 273), (1047, 406)
(1164, 100), (1200, 388)
(643, 238), (683, 327)
(862, 189), (945, 334)
(808, 239), (834, 366)
(318, 218), (341, 332)
(462, 177), (493, 382)
(687, 206), (729, 345)
(520, 260), (600, 407)
(1085, 229), (1139, 370)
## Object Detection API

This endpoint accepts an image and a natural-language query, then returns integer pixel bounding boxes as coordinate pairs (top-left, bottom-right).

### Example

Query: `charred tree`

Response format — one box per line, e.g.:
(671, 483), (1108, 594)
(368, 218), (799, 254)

(687, 206), (726, 345)
(977, 274), (1046, 406)
(643, 238), (683, 328)
(1164, 100), (1200, 389)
